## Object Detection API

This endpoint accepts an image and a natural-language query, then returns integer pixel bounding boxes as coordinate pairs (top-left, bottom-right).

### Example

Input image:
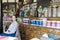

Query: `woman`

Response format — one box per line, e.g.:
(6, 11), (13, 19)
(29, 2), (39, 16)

(0, 16), (19, 37)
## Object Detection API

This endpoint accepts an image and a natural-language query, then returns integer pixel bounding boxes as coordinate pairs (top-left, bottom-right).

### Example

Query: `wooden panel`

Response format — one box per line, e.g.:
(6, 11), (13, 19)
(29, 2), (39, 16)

(19, 17), (60, 40)
(48, 18), (60, 21)
(23, 17), (60, 21)
(40, 27), (49, 33)
(19, 24), (60, 40)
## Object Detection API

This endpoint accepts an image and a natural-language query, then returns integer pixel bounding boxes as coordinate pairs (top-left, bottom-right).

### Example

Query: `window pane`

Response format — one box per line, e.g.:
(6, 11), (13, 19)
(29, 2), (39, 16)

(2, 0), (7, 3)
(33, 0), (37, 2)
(16, 0), (18, 2)
(8, 0), (15, 2)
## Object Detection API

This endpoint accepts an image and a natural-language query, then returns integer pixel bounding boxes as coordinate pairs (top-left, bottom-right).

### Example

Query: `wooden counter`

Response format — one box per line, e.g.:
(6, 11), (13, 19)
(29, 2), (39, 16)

(19, 17), (60, 40)
(19, 23), (60, 40)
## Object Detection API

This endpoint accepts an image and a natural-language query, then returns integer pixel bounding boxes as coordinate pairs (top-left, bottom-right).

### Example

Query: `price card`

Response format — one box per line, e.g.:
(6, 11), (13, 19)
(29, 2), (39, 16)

(23, 18), (29, 25)
(46, 21), (52, 27)
(56, 21), (60, 28)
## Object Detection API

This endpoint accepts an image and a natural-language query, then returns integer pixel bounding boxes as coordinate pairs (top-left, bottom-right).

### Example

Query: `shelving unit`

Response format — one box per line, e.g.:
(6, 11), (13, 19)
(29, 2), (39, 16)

(18, 0), (60, 40)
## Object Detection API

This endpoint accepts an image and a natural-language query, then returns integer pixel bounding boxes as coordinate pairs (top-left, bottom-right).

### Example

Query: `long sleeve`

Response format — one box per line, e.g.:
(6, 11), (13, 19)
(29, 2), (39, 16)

(5, 21), (18, 34)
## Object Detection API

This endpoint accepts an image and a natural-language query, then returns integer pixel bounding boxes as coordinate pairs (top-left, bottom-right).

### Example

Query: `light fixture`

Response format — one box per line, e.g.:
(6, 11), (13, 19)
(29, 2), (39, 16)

(33, 0), (37, 2)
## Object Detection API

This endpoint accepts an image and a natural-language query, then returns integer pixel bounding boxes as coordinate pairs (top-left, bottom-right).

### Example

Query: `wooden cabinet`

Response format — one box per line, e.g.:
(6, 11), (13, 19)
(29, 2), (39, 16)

(19, 18), (60, 40)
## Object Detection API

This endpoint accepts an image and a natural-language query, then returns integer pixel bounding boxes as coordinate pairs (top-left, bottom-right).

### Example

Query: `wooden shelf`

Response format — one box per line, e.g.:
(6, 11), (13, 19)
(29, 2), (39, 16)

(22, 17), (60, 21)
(48, 17), (60, 21)
(20, 23), (60, 30)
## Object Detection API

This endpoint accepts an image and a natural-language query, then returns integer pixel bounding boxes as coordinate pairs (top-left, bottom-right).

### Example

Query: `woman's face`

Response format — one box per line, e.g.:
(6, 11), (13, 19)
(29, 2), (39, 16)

(12, 16), (16, 21)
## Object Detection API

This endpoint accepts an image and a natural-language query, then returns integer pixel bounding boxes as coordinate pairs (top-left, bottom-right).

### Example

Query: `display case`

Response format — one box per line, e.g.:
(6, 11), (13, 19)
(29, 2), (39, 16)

(19, 0), (60, 40)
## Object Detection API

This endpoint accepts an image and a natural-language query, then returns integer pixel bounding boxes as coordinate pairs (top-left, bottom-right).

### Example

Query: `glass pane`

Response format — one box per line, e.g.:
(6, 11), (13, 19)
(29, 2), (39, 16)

(2, 0), (7, 3)
(8, 0), (15, 2)
(16, 0), (18, 2)
(33, 0), (37, 2)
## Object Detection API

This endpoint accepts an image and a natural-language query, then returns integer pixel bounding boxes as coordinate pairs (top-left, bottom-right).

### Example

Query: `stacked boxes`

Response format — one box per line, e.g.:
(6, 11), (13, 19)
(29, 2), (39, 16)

(30, 20), (43, 26)
(22, 18), (47, 27)
(23, 18), (29, 25)
(46, 21), (60, 29)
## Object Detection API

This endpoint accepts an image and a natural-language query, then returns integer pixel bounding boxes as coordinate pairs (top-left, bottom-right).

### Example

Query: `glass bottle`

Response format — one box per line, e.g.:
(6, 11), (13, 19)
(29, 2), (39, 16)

(15, 9), (20, 18)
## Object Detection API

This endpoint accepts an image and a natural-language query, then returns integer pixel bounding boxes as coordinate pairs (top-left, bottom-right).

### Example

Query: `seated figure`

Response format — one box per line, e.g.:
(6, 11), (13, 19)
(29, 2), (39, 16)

(0, 16), (18, 37)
